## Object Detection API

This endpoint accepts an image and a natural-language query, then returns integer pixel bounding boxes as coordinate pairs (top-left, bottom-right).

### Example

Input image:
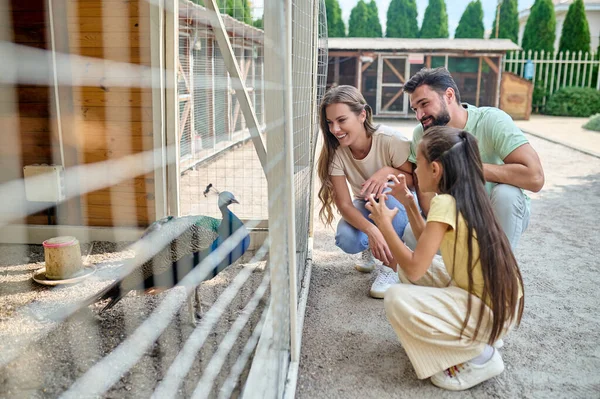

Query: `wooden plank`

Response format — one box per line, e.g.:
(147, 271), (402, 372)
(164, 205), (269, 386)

(476, 57), (482, 107)
(10, 11), (47, 27)
(11, 25), (47, 44)
(72, 119), (154, 136)
(74, 47), (151, 65)
(69, 32), (150, 48)
(72, 3), (150, 18)
(72, 87), (153, 107)
(0, 86), (50, 103)
(78, 106), (153, 122)
(84, 204), (152, 219)
(83, 216), (150, 228)
(382, 89), (403, 111)
(84, 191), (154, 207)
(81, 149), (155, 163)
(90, 177), (155, 193)
(483, 56), (499, 75)
(18, 103), (51, 118)
(82, 133), (154, 152)
(383, 58), (405, 83)
(68, 17), (143, 33)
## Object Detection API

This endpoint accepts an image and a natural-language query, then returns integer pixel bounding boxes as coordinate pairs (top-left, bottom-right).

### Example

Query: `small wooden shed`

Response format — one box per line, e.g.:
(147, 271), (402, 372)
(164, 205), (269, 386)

(327, 38), (521, 118)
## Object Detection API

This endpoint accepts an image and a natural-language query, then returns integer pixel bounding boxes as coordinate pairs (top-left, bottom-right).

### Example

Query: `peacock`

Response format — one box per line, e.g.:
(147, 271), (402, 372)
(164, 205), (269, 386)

(77, 189), (250, 322)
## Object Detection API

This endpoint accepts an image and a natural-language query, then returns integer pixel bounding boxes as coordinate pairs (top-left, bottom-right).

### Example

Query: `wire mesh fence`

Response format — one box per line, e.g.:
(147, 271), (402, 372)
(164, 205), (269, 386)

(0, 0), (327, 397)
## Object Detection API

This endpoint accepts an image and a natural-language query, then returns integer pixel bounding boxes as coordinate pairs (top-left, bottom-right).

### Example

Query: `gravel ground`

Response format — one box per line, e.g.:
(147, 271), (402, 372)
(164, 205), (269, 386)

(297, 132), (600, 398)
(0, 240), (266, 398)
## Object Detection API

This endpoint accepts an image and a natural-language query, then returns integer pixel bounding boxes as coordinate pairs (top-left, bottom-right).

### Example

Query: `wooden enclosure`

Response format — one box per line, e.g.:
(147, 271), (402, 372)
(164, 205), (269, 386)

(500, 72), (533, 121)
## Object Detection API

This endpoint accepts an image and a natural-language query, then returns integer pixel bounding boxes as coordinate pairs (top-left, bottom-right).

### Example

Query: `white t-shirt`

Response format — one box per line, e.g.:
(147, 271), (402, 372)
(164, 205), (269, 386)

(329, 124), (411, 199)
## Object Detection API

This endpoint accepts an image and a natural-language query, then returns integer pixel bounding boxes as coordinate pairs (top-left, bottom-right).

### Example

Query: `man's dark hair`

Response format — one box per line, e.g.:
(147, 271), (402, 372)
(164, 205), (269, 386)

(403, 67), (462, 104)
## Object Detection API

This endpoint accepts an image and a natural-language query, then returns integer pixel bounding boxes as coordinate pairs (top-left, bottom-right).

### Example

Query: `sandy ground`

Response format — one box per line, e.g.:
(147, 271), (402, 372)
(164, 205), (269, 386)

(297, 127), (600, 398)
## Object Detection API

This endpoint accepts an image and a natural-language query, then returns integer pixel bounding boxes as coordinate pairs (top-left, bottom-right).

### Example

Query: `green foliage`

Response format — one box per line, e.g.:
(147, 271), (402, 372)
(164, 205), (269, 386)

(325, 0), (346, 37)
(455, 0), (484, 39)
(253, 17), (263, 29)
(545, 87), (600, 117)
(386, 0), (418, 38)
(522, 0), (556, 52)
(420, 0), (449, 38)
(491, 0), (519, 44)
(193, 0), (252, 25)
(348, 0), (370, 37)
(559, 0), (590, 53)
(583, 114), (600, 131)
(366, 0), (383, 37)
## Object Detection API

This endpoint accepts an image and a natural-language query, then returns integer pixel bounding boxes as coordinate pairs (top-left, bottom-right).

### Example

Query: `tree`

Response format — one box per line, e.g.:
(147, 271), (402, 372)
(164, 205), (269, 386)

(420, 0), (449, 38)
(348, 0), (370, 37)
(386, 0), (418, 38)
(455, 0), (484, 39)
(491, 0), (519, 44)
(253, 17), (263, 29)
(559, 0), (590, 53)
(521, 0), (556, 52)
(366, 0), (383, 37)
(193, 0), (252, 25)
(325, 0), (346, 37)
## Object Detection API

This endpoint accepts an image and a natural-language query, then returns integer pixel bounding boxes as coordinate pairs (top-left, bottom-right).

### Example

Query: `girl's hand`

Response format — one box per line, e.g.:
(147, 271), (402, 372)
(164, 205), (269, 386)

(365, 193), (398, 228)
(386, 174), (414, 207)
(360, 168), (391, 200)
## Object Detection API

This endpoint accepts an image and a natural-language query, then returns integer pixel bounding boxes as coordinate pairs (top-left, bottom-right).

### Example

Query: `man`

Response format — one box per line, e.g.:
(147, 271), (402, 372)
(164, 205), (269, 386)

(402, 67), (544, 249)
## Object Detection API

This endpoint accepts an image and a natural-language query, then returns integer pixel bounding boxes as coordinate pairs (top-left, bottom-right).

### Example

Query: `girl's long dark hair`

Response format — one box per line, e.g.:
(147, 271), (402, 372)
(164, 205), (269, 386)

(421, 126), (524, 345)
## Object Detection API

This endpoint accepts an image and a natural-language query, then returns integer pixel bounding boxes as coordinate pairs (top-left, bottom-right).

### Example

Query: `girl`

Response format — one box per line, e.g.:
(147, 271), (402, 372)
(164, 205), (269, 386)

(317, 85), (414, 298)
(366, 126), (524, 390)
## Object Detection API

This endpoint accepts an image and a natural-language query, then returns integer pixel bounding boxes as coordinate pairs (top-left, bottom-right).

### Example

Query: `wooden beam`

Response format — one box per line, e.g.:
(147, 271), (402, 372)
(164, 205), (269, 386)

(483, 56), (499, 75)
(361, 61), (373, 73)
(384, 58), (405, 83)
(205, 0), (267, 172)
(356, 56), (362, 91)
(382, 89), (403, 111)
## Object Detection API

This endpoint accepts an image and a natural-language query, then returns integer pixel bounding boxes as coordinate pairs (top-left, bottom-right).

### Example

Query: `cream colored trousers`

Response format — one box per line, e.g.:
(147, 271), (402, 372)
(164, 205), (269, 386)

(384, 256), (514, 379)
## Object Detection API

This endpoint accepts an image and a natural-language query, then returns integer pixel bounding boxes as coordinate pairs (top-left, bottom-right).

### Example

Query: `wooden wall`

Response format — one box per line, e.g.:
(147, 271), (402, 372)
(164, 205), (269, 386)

(5, 0), (157, 228)
(5, 0), (56, 225)
(67, 0), (156, 227)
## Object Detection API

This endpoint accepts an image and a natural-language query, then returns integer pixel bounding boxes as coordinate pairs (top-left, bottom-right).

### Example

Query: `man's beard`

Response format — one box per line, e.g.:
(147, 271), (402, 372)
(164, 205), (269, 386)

(421, 102), (451, 130)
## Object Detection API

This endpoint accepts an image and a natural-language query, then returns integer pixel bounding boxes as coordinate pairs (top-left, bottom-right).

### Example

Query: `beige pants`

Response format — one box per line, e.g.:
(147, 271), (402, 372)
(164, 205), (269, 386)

(385, 256), (512, 379)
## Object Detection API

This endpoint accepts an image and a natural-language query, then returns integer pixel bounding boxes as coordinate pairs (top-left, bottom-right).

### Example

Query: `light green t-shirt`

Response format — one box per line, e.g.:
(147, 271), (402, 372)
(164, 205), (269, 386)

(409, 104), (529, 201)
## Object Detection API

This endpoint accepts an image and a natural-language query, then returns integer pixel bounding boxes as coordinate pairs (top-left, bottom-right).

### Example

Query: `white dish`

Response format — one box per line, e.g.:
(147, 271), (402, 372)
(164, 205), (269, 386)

(32, 265), (96, 286)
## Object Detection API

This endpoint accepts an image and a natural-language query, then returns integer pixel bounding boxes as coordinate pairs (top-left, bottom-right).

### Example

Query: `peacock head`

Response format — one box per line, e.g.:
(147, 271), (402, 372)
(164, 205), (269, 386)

(218, 191), (239, 208)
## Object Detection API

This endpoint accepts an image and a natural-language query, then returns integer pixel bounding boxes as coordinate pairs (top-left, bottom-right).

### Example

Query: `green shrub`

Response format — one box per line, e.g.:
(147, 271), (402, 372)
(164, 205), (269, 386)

(544, 87), (600, 117)
(583, 113), (600, 131)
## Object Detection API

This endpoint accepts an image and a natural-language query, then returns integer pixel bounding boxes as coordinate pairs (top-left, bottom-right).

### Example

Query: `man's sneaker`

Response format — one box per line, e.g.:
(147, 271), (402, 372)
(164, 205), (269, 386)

(430, 348), (505, 391)
(355, 249), (377, 273)
(369, 266), (399, 298)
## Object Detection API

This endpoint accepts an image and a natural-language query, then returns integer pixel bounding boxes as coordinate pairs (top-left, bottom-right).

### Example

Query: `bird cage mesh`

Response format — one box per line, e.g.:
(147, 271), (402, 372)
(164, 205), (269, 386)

(0, 0), (327, 397)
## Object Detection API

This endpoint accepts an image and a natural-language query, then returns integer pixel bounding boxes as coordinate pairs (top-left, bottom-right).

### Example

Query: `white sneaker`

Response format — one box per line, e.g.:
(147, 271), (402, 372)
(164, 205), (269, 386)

(355, 249), (377, 273)
(430, 348), (505, 391)
(493, 339), (504, 349)
(369, 266), (399, 298)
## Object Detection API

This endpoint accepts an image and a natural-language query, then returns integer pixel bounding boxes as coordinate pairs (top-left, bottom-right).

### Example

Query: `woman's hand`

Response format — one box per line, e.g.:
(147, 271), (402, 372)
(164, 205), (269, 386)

(386, 174), (414, 207)
(364, 224), (394, 266)
(360, 168), (391, 200)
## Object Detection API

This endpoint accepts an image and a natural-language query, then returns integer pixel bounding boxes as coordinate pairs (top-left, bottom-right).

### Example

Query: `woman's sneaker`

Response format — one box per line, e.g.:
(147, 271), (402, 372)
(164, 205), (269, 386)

(355, 249), (377, 273)
(369, 266), (399, 298)
(430, 348), (505, 391)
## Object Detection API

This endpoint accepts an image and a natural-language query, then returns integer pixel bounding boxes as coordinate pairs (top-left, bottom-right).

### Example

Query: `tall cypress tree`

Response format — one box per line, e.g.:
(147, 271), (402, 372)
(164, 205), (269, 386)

(455, 0), (484, 39)
(366, 0), (383, 37)
(522, 0), (556, 52)
(348, 0), (370, 37)
(491, 0), (519, 43)
(325, 0), (346, 37)
(386, 0), (418, 38)
(420, 0), (449, 38)
(559, 0), (591, 53)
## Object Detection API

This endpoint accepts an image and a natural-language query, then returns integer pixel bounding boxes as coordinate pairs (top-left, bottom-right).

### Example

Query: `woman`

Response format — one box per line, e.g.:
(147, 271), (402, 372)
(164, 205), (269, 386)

(317, 85), (413, 298)
(367, 126), (524, 390)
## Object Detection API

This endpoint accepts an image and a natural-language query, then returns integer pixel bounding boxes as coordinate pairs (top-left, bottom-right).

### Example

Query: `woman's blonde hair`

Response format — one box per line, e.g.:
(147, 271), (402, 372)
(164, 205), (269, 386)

(317, 85), (377, 226)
